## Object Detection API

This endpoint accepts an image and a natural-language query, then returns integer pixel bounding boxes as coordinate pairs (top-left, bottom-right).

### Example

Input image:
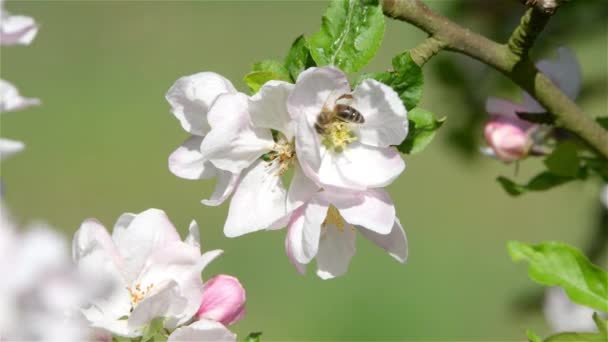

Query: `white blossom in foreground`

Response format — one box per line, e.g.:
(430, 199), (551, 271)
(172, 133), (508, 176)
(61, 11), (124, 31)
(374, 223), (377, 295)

(482, 48), (581, 162)
(0, 79), (40, 160)
(289, 66), (408, 190)
(0, 0), (38, 46)
(0, 204), (102, 341)
(543, 287), (604, 333)
(73, 208), (223, 338)
(285, 189), (407, 279)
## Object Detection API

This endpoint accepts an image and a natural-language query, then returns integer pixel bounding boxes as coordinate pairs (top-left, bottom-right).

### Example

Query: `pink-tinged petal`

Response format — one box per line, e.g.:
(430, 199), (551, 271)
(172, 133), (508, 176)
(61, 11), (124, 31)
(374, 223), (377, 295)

(202, 93), (274, 174)
(484, 121), (531, 163)
(287, 162), (321, 212)
(358, 217), (408, 263)
(127, 280), (187, 330)
(168, 319), (236, 342)
(111, 209), (181, 281)
(288, 66), (350, 121)
(185, 220), (200, 250)
(329, 189), (395, 235)
(316, 222), (356, 280)
(223, 160), (287, 237)
(485, 97), (529, 121)
(287, 197), (328, 264)
(0, 79), (40, 113)
(294, 113), (323, 182)
(352, 79), (408, 147)
(201, 170), (239, 207)
(249, 81), (296, 139)
(320, 143), (405, 189)
(166, 72), (236, 136)
(0, 11), (38, 46)
(196, 275), (246, 326)
(0, 138), (24, 160)
(168, 136), (217, 180)
(285, 214), (307, 275)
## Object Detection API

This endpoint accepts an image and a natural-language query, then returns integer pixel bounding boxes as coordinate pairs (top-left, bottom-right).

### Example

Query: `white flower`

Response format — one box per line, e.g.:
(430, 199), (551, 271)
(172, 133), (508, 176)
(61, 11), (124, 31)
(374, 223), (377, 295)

(73, 208), (222, 338)
(0, 79), (39, 159)
(0, 0), (38, 46)
(0, 204), (100, 341)
(543, 287), (605, 333)
(285, 188), (408, 279)
(288, 66), (408, 190)
(167, 319), (236, 342)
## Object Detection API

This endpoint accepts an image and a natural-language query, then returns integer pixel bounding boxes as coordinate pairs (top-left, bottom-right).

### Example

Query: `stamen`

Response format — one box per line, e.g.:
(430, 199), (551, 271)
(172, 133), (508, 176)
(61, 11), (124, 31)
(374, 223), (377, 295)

(127, 282), (154, 306)
(321, 121), (357, 153)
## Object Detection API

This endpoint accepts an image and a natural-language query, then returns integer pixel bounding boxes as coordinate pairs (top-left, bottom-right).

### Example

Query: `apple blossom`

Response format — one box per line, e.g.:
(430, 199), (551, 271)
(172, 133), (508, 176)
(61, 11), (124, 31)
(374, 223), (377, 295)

(288, 66), (407, 190)
(285, 188), (408, 279)
(73, 208), (222, 337)
(0, 0), (38, 46)
(195, 274), (246, 326)
(483, 120), (532, 163)
(543, 287), (606, 333)
(0, 79), (40, 160)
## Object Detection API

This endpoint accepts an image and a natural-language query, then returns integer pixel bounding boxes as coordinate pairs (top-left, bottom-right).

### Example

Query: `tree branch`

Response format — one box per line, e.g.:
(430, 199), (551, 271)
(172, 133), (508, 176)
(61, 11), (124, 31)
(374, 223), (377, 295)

(507, 7), (551, 58)
(410, 36), (446, 66)
(381, 0), (608, 159)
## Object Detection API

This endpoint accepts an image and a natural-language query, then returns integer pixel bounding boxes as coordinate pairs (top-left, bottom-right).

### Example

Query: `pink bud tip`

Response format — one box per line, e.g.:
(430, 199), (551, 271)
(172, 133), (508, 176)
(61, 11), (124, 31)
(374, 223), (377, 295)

(196, 274), (246, 326)
(484, 121), (532, 163)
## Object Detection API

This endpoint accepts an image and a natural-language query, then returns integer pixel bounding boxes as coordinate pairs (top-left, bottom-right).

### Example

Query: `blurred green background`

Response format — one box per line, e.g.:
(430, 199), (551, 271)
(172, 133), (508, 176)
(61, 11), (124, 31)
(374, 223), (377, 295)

(1, 1), (607, 340)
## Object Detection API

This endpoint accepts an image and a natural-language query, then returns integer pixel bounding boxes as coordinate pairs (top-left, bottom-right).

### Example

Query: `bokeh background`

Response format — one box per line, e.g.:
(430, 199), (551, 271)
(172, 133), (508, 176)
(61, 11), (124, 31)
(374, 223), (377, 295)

(1, 0), (607, 340)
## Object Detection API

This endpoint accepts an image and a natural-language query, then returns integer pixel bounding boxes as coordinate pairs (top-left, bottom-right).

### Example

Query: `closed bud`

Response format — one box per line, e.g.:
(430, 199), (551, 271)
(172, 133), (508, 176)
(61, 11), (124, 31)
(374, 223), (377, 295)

(196, 274), (246, 326)
(484, 121), (532, 162)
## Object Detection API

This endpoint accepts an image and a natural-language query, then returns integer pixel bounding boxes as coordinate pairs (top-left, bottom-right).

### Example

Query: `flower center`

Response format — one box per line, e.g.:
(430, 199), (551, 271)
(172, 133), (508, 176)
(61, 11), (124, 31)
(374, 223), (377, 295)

(127, 282), (154, 306)
(263, 137), (296, 176)
(320, 121), (357, 153)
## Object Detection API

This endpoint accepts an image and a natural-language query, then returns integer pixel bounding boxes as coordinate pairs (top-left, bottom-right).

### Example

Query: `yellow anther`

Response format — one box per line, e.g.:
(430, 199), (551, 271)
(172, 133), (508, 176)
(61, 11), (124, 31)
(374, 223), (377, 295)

(321, 121), (357, 152)
(127, 282), (154, 306)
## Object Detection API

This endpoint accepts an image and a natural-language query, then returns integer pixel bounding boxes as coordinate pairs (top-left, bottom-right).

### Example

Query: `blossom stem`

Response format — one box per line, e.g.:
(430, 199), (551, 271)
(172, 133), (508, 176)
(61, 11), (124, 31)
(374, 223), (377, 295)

(381, 0), (608, 159)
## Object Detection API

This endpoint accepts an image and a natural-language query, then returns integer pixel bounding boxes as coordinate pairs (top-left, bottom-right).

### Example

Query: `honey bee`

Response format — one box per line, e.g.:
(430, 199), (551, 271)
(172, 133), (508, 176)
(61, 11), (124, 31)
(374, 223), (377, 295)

(314, 94), (365, 134)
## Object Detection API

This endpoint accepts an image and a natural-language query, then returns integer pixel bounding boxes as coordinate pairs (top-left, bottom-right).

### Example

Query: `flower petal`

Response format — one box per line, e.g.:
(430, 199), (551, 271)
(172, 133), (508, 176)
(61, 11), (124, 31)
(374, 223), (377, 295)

(168, 319), (236, 342)
(166, 72), (235, 136)
(127, 280), (187, 330)
(202, 93), (274, 174)
(358, 217), (408, 263)
(196, 274), (246, 326)
(285, 216), (307, 275)
(288, 66), (350, 121)
(294, 113), (323, 182)
(286, 162), (320, 212)
(201, 170), (239, 207)
(0, 79), (40, 113)
(329, 189), (395, 235)
(185, 220), (200, 250)
(0, 138), (24, 160)
(223, 160), (287, 237)
(352, 79), (408, 147)
(168, 136), (217, 180)
(316, 222), (356, 280)
(0, 11), (38, 46)
(249, 80), (295, 139)
(286, 196), (328, 264)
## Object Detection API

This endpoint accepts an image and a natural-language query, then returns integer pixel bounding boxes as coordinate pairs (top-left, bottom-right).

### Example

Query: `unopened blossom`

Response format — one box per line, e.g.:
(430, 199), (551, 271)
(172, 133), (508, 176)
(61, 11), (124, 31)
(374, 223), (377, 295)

(195, 274), (246, 326)
(483, 48), (581, 162)
(0, 0), (38, 46)
(543, 287), (605, 333)
(285, 188), (408, 279)
(73, 208), (222, 338)
(0, 204), (104, 341)
(0, 79), (39, 159)
(289, 66), (408, 190)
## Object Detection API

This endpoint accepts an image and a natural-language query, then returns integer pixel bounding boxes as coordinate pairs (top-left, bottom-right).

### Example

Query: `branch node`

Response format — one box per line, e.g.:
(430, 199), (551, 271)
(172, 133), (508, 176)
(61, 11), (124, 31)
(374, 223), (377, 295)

(410, 36), (446, 67)
(506, 7), (551, 60)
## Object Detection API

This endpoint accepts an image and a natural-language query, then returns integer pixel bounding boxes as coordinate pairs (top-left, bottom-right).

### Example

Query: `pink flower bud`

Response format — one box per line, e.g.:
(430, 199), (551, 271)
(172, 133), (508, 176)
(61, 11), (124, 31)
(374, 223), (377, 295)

(196, 274), (246, 326)
(484, 121), (532, 162)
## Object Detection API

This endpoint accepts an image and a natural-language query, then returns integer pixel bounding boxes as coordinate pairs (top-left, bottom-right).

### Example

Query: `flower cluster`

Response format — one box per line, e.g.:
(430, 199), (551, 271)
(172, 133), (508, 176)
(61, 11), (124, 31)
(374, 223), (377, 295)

(73, 208), (246, 341)
(0, 0), (39, 160)
(482, 48), (581, 163)
(168, 66), (409, 279)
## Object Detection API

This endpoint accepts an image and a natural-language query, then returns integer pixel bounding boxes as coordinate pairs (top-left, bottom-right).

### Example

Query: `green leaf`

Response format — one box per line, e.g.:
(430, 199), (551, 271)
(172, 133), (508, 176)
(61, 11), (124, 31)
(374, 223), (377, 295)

(397, 107), (445, 154)
(245, 332), (263, 342)
(141, 317), (165, 342)
(112, 337), (131, 342)
(527, 329), (543, 342)
(309, 0), (385, 73)
(508, 241), (608, 312)
(593, 312), (608, 335)
(358, 51), (424, 110)
(284, 35), (316, 82)
(244, 60), (291, 93)
(496, 171), (575, 196)
(544, 142), (580, 178)
(545, 332), (607, 342)
(596, 117), (608, 130)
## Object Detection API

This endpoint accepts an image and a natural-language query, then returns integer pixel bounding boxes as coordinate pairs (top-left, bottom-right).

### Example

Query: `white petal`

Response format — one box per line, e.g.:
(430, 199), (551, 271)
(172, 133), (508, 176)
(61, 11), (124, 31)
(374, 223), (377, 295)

(0, 138), (24, 160)
(358, 217), (408, 263)
(329, 189), (395, 235)
(286, 162), (320, 212)
(168, 319), (236, 342)
(166, 72), (236, 136)
(185, 220), (200, 250)
(128, 280), (186, 330)
(294, 113), (323, 183)
(201, 93), (274, 174)
(111, 209), (181, 281)
(168, 136), (217, 180)
(288, 66), (350, 121)
(544, 287), (599, 333)
(0, 79), (40, 113)
(223, 160), (287, 237)
(0, 12), (38, 46)
(249, 80), (296, 139)
(321, 143), (405, 189)
(352, 79), (408, 147)
(286, 196), (328, 264)
(316, 223), (356, 280)
(285, 214), (307, 275)
(201, 170), (239, 207)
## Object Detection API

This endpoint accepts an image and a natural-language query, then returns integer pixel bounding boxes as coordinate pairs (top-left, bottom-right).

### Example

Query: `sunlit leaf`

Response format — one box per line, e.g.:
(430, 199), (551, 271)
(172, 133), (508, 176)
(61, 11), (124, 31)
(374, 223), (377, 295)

(397, 107), (445, 154)
(243, 60), (291, 93)
(284, 35), (315, 81)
